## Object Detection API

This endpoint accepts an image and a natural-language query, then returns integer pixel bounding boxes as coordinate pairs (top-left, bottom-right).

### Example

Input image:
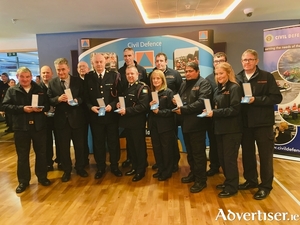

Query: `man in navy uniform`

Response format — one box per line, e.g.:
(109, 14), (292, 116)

(84, 53), (122, 179)
(117, 65), (150, 182)
(118, 47), (148, 168)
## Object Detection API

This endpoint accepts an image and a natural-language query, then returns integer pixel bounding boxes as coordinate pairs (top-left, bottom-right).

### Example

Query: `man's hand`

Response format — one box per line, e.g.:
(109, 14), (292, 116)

(58, 94), (68, 102)
(118, 108), (126, 116)
(248, 97), (255, 104)
(105, 104), (112, 112)
(91, 106), (100, 114)
(173, 107), (181, 115)
(23, 106), (34, 113)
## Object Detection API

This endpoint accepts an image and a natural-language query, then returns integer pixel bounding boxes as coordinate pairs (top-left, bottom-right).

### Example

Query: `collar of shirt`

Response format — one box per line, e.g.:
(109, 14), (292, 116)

(60, 75), (70, 88)
(96, 71), (104, 78)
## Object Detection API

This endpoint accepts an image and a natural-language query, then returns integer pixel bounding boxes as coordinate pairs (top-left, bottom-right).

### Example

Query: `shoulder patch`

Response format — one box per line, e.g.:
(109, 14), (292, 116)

(142, 88), (148, 93)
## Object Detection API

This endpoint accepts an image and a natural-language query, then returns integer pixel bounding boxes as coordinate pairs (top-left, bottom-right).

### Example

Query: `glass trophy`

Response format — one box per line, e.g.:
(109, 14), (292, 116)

(241, 83), (252, 103)
(197, 99), (212, 117)
(97, 98), (106, 116)
(150, 91), (159, 110)
(64, 88), (78, 106)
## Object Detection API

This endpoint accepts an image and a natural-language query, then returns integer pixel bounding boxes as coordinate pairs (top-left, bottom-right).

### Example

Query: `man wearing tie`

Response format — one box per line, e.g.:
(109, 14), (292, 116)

(47, 58), (88, 182)
(84, 53), (122, 179)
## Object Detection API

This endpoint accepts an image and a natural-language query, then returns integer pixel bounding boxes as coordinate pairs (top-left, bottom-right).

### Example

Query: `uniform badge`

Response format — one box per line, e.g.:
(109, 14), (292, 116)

(142, 88), (148, 93)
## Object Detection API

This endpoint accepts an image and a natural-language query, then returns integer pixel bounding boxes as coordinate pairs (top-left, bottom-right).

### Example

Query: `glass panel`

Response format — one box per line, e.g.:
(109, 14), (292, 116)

(0, 52), (39, 81)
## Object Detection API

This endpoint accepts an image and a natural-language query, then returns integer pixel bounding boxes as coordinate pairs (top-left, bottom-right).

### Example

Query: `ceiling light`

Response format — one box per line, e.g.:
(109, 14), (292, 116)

(134, 0), (242, 24)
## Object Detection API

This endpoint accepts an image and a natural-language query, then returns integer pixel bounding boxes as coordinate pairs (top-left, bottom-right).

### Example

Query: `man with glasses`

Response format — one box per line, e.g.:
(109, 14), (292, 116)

(236, 49), (282, 200)
(205, 52), (227, 177)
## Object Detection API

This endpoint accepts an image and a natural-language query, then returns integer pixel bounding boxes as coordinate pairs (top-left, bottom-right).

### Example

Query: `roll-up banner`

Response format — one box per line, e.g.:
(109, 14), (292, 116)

(264, 24), (300, 160)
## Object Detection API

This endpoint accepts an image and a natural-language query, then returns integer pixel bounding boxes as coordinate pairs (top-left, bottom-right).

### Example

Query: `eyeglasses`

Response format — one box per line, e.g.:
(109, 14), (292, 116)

(213, 60), (225, 64)
(242, 58), (256, 63)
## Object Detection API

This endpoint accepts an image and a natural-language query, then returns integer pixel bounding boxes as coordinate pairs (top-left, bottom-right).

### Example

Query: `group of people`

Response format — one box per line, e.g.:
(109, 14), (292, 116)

(279, 103), (300, 120)
(1, 48), (282, 201)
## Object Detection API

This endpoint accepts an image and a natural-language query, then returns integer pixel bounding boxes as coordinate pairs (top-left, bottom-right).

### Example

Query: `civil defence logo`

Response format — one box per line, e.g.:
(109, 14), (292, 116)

(265, 34), (274, 43)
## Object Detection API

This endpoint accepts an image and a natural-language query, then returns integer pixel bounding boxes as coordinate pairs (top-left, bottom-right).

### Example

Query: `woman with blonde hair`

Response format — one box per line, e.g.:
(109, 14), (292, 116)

(148, 70), (177, 181)
(207, 62), (243, 198)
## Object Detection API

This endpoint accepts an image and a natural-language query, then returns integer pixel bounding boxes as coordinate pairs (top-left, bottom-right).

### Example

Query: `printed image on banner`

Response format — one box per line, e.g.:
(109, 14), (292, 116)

(264, 24), (300, 158)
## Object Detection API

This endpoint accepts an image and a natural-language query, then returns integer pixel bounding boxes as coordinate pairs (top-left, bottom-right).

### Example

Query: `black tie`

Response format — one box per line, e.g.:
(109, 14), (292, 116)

(98, 74), (102, 83)
(61, 80), (66, 90)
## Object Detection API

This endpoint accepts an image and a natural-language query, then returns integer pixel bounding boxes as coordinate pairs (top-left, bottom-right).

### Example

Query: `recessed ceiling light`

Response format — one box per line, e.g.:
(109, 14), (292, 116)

(134, 0), (242, 24)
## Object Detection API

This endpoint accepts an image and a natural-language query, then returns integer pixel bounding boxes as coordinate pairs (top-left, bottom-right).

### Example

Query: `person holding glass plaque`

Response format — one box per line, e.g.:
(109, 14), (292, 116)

(205, 62), (243, 198)
(173, 62), (212, 193)
(236, 49), (282, 200)
(148, 70), (177, 181)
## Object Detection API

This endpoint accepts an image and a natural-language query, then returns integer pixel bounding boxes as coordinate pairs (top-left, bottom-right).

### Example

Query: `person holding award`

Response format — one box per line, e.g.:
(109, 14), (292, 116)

(236, 49), (282, 200)
(148, 70), (177, 181)
(173, 62), (212, 193)
(205, 62), (243, 198)
(117, 65), (150, 182)
(2, 67), (51, 193)
(48, 58), (88, 182)
(84, 53), (122, 179)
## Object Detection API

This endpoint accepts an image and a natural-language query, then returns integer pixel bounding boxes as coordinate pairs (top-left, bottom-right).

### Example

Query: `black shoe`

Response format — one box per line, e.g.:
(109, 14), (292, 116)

(190, 182), (207, 193)
(181, 173), (195, 183)
(152, 172), (161, 178)
(206, 169), (219, 176)
(125, 169), (136, 176)
(238, 181), (258, 190)
(216, 184), (225, 190)
(218, 190), (237, 198)
(94, 170), (105, 179)
(152, 163), (158, 170)
(172, 165), (179, 173)
(47, 165), (54, 172)
(77, 169), (88, 177)
(57, 163), (63, 171)
(111, 168), (123, 177)
(253, 189), (269, 200)
(38, 178), (51, 186)
(16, 183), (29, 193)
(132, 173), (144, 182)
(122, 159), (131, 168)
(61, 172), (71, 182)
(158, 175), (170, 181)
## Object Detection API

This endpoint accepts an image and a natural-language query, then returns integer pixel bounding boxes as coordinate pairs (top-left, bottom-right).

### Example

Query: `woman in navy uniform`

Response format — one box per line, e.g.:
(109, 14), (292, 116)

(148, 70), (176, 181)
(206, 62), (243, 198)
